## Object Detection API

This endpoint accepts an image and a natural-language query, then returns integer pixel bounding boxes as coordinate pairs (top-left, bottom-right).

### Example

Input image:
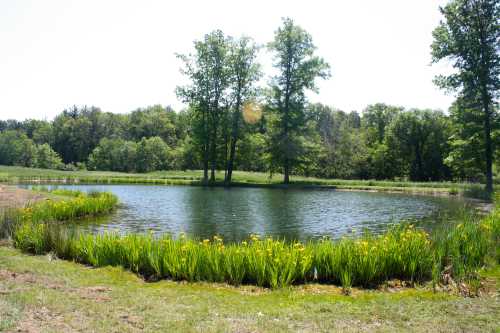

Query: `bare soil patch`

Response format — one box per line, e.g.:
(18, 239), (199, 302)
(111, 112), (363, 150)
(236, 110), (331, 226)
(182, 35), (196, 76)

(0, 185), (47, 209)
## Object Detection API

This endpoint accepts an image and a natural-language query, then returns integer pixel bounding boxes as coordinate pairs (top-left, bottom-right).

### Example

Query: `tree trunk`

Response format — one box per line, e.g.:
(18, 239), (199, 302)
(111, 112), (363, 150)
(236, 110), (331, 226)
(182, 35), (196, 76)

(226, 138), (237, 184)
(483, 101), (493, 193)
(202, 112), (209, 185)
(203, 150), (209, 185)
(210, 123), (217, 183)
(226, 96), (242, 185)
(284, 159), (290, 184)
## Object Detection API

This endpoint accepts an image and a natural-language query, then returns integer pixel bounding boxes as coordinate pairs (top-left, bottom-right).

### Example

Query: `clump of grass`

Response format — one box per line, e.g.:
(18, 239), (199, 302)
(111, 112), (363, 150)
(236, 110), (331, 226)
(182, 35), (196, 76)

(21, 191), (117, 224)
(0, 208), (21, 239)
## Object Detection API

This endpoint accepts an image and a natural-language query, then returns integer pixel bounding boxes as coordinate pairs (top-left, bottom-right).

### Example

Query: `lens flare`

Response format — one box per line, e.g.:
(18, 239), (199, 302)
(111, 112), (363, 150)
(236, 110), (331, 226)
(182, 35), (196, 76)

(242, 101), (262, 124)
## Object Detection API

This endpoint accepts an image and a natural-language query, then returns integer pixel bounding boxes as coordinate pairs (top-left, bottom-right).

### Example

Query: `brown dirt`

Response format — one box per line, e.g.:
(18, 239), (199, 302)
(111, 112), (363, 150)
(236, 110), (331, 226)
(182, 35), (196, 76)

(0, 185), (47, 209)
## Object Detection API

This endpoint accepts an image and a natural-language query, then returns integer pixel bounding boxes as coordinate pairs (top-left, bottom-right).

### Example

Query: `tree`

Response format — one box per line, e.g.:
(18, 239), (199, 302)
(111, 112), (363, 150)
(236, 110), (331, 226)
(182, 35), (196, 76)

(431, 0), (499, 192)
(0, 130), (37, 167)
(136, 136), (170, 173)
(35, 143), (64, 169)
(225, 37), (261, 183)
(385, 109), (452, 181)
(127, 105), (177, 145)
(52, 106), (101, 163)
(362, 104), (402, 145)
(267, 18), (330, 183)
(177, 31), (231, 183)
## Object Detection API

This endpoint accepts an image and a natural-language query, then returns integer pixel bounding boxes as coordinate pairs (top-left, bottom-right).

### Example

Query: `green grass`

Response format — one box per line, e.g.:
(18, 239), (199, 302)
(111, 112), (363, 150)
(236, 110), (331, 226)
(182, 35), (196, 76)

(8, 192), (499, 290)
(0, 165), (487, 196)
(21, 190), (118, 223)
(0, 245), (498, 332)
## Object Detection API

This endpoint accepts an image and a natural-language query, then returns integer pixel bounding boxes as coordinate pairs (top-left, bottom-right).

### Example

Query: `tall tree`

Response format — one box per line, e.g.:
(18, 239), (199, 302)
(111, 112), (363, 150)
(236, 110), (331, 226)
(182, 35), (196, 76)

(177, 30), (231, 184)
(431, 0), (499, 192)
(267, 18), (330, 184)
(225, 37), (261, 184)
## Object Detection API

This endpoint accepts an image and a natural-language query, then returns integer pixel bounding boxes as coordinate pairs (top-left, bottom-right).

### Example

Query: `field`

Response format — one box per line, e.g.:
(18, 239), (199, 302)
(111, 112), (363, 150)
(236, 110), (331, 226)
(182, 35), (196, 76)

(0, 165), (488, 196)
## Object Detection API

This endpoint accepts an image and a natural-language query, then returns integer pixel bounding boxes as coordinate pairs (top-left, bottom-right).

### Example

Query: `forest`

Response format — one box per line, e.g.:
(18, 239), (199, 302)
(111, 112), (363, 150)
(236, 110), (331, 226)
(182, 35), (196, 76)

(0, 13), (498, 188)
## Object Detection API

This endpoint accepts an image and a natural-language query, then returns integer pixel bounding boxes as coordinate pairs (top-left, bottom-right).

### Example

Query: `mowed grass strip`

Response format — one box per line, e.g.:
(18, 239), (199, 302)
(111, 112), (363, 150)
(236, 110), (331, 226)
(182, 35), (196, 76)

(0, 165), (488, 196)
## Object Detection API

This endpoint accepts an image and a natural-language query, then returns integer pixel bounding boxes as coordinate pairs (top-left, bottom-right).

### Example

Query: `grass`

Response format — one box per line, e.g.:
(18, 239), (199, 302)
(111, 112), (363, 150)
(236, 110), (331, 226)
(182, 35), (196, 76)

(0, 165), (489, 197)
(6, 191), (499, 290)
(0, 245), (499, 332)
(0, 188), (118, 248)
(20, 189), (118, 223)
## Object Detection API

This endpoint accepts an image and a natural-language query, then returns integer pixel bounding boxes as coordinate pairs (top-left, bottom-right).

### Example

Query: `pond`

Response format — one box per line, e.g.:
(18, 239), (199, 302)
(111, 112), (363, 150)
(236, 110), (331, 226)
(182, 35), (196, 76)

(22, 185), (470, 242)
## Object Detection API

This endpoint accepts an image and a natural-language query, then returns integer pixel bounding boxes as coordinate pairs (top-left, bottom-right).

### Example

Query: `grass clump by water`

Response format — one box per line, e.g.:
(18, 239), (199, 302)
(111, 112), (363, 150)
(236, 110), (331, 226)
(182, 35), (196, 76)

(21, 189), (118, 223)
(2, 189), (118, 253)
(8, 194), (499, 290)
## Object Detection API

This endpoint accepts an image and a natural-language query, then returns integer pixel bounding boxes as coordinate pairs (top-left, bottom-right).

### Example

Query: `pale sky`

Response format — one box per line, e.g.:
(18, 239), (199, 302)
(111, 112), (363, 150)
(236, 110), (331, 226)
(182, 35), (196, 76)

(0, 0), (456, 120)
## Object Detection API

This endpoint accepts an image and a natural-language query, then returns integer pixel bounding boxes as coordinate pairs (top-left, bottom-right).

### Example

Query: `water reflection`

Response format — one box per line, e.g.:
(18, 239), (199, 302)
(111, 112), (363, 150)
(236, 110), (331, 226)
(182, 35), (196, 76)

(20, 184), (470, 242)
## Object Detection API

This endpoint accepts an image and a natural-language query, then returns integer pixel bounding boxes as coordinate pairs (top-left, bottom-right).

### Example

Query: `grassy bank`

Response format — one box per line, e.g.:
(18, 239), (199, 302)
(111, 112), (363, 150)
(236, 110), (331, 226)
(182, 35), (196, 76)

(0, 165), (487, 196)
(0, 189), (118, 239)
(1, 246), (499, 332)
(6, 189), (499, 290)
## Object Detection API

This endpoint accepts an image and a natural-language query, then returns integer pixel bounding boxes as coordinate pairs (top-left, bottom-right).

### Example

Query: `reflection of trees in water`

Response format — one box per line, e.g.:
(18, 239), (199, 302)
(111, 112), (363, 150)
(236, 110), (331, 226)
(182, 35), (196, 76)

(253, 189), (305, 242)
(184, 187), (255, 242)
(183, 187), (307, 242)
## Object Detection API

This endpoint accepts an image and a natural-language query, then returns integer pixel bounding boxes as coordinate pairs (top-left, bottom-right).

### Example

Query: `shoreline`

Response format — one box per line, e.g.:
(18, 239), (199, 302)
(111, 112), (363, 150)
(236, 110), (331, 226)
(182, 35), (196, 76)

(2, 178), (466, 196)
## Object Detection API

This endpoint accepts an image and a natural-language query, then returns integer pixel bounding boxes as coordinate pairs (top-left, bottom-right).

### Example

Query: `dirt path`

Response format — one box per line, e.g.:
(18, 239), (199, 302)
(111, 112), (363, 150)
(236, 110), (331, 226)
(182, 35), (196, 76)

(0, 185), (47, 209)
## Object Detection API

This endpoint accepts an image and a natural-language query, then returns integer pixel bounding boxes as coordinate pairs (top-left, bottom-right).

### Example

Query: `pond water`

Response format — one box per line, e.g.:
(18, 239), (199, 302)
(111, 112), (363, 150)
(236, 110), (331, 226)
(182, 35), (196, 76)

(22, 185), (470, 241)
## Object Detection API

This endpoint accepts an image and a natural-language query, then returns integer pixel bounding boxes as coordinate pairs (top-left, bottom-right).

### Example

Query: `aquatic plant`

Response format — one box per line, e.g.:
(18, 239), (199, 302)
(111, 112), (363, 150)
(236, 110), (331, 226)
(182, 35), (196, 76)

(21, 190), (117, 223)
(11, 202), (498, 289)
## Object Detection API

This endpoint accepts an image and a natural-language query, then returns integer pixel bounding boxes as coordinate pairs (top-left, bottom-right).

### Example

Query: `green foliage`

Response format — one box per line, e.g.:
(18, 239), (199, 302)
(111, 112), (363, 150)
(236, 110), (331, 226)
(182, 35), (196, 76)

(267, 18), (330, 183)
(35, 143), (64, 170)
(19, 191), (118, 224)
(5, 189), (118, 254)
(0, 130), (64, 170)
(431, 0), (499, 192)
(385, 109), (452, 181)
(0, 130), (37, 167)
(136, 136), (171, 172)
(127, 105), (177, 145)
(87, 136), (171, 173)
(225, 36), (261, 183)
(362, 103), (403, 145)
(88, 138), (138, 172)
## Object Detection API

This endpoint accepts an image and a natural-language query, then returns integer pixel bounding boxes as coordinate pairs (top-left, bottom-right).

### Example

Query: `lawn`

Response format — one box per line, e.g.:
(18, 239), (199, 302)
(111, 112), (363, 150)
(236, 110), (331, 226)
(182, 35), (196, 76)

(0, 165), (485, 196)
(1, 246), (499, 332)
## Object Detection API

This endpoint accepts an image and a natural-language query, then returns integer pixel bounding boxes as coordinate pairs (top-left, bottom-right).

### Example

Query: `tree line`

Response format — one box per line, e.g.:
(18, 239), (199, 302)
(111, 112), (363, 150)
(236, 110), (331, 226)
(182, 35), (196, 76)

(0, 3), (498, 190)
(0, 101), (496, 183)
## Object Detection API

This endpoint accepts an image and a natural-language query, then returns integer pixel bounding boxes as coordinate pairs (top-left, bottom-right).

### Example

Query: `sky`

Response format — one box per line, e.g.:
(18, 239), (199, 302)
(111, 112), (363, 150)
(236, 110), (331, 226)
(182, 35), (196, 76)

(0, 0), (456, 120)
